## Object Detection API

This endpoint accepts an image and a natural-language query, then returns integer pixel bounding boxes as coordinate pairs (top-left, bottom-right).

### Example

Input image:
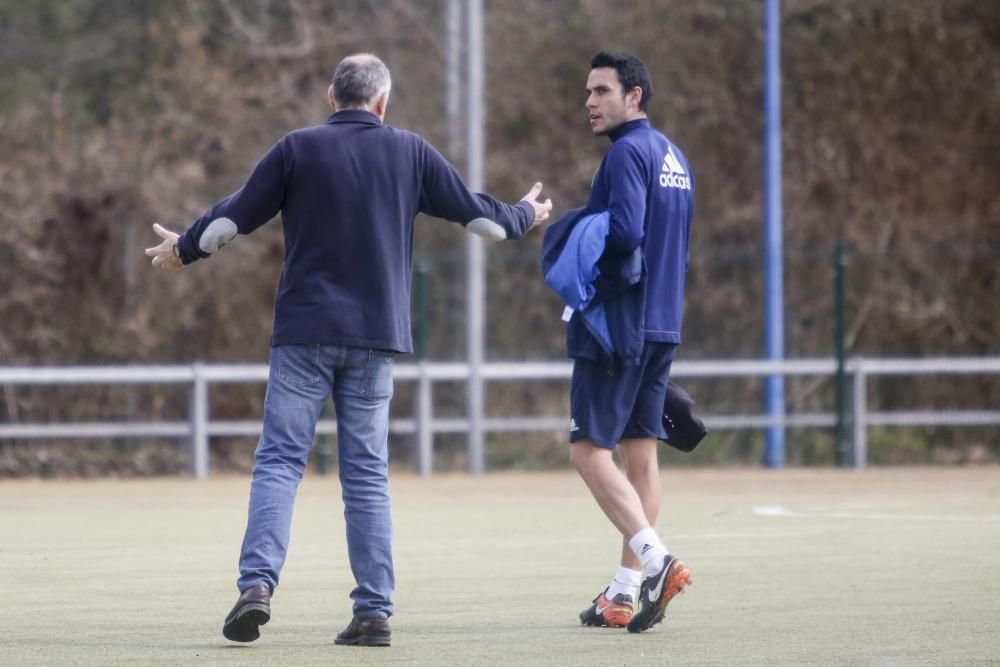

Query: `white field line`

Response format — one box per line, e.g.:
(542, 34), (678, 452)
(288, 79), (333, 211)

(752, 505), (1000, 523)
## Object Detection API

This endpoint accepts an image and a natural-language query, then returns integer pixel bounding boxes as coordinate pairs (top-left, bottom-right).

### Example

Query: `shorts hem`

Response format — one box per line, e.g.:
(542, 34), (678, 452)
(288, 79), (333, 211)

(569, 431), (617, 450)
(621, 427), (666, 441)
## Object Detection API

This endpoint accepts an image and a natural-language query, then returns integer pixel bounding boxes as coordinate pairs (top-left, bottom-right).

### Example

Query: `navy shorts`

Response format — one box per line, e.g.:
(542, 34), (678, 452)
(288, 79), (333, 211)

(569, 342), (678, 449)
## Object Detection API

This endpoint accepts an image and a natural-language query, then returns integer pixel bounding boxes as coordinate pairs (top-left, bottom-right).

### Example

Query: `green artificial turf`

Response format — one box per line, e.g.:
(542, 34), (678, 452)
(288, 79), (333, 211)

(2, 468), (998, 665)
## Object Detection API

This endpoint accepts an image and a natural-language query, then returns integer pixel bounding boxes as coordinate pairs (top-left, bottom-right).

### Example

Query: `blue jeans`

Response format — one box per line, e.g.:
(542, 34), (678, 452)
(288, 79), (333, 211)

(237, 344), (396, 619)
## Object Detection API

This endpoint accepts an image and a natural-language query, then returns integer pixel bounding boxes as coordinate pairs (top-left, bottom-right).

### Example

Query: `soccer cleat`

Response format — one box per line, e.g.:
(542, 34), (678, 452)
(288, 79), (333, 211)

(222, 584), (271, 642)
(579, 588), (634, 627)
(627, 555), (691, 633)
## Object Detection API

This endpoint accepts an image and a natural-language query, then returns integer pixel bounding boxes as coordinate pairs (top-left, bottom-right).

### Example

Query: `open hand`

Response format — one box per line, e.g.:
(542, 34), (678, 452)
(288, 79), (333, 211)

(520, 182), (553, 230)
(144, 223), (182, 270)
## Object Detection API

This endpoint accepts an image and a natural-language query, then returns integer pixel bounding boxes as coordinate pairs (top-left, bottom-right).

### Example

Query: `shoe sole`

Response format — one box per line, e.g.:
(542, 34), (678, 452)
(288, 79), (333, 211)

(580, 610), (632, 628)
(222, 605), (270, 643)
(334, 635), (391, 647)
(627, 560), (691, 633)
(581, 617), (628, 628)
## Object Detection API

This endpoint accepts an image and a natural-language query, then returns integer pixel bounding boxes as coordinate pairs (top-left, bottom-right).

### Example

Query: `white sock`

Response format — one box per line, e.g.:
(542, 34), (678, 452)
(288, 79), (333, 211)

(606, 566), (641, 601)
(628, 528), (669, 574)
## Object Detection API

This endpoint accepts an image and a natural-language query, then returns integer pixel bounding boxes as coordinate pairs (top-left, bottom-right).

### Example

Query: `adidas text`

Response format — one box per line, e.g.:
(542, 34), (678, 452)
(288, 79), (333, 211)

(660, 147), (691, 190)
(660, 172), (691, 189)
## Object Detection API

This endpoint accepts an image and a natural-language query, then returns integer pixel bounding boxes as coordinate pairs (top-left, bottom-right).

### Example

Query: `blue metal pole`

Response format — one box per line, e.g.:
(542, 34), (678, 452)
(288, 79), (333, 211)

(763, 0), (785, 468)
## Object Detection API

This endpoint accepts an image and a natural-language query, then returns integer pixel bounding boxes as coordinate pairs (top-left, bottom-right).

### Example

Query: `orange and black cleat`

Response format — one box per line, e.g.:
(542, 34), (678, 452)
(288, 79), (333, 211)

(627, 555), (692, 633)
(579, 588), (634, 628)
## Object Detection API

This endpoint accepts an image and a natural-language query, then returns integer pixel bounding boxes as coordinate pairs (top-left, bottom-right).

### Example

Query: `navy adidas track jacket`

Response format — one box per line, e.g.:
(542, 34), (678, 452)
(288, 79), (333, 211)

(175, 109), (534, 353)
(586, 118), (694, 344)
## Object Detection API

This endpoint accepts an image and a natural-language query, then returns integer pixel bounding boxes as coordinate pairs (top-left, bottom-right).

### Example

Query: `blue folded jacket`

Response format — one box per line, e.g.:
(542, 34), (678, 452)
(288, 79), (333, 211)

(541, 207), (645, 365)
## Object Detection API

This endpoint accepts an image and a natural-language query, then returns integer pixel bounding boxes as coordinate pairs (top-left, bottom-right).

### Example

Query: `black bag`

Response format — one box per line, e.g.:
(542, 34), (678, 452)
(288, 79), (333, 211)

(660, 382), (708, 452)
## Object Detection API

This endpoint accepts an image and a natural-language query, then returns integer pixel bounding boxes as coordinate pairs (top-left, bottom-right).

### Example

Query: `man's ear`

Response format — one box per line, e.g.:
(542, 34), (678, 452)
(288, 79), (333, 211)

(373, 92), (390, 119)
(327, 84), (337, 111)
(628, 86), (643, 111)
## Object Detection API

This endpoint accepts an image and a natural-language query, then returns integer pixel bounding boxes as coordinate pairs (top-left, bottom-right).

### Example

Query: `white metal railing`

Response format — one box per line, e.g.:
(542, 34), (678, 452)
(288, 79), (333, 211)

(1, 357), (999, 477)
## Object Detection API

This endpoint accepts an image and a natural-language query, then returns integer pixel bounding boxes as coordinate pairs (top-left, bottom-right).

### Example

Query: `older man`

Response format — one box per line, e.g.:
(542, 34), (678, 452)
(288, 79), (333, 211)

(146, 53), (551, 647)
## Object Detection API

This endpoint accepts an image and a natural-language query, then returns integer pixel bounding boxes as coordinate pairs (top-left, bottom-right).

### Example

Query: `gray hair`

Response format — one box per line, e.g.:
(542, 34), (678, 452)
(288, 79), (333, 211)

(331, 53), (392, 110)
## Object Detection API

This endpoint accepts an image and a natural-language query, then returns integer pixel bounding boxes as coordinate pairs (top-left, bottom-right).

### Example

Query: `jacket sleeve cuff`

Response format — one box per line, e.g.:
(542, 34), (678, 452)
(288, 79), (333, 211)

(175, 230), (207, 265)
(512, 200), (535, 239)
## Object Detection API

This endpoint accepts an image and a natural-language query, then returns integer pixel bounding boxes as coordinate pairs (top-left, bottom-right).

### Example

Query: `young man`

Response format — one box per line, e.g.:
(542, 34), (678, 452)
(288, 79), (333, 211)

(566, 52), (694, 633)
(145, 53), (551, 647)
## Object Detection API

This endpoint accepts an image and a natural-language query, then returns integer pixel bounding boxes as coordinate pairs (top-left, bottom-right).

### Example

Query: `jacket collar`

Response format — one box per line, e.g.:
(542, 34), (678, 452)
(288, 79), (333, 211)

(327, 109), (382, 126)
(609, 117), (649, 142)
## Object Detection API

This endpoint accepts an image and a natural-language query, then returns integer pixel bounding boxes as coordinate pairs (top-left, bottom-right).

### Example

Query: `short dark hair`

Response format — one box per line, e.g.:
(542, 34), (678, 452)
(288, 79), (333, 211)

(590, 52), (653, 112)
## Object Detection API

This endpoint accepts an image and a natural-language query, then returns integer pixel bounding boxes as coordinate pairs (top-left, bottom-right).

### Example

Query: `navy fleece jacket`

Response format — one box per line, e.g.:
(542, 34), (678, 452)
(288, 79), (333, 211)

(176, 110), (534, 353)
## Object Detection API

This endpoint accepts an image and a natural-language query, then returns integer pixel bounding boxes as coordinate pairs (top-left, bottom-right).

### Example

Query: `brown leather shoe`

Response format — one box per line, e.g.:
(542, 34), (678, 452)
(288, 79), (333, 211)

(334, 616), (391, 647)
(222, 585), (271, 642)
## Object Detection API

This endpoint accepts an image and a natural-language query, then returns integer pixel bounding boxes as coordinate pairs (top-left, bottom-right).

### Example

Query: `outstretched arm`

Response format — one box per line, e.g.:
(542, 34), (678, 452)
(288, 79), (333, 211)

(418, 142), (551, 240)
(466, 181), (553, 240)
(146, 139), (288, 270)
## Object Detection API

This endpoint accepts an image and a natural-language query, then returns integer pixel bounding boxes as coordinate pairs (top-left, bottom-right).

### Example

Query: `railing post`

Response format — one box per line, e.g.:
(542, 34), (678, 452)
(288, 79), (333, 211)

(413, 261), (433, 476)
(416, 364), (433, 476)
(190, 362), (209, 479)
(851, 358), (867, 468)
(833, 240), (850, 467)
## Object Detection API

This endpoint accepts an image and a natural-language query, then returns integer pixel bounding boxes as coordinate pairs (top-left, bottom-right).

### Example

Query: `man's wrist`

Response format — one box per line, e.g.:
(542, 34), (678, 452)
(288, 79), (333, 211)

(172, 243), (181, 260)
